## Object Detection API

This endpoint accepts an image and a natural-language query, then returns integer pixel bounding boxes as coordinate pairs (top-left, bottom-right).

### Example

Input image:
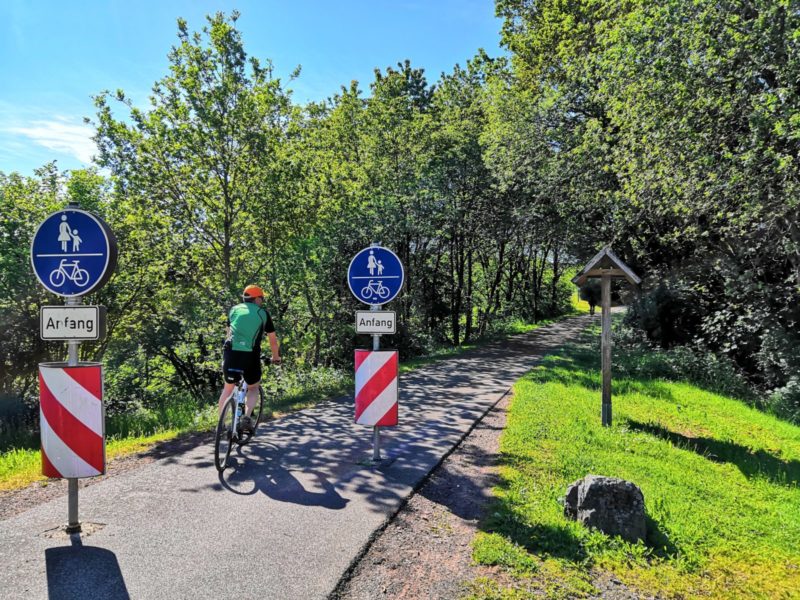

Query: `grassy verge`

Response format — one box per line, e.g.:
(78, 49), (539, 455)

(0, 429), (193, 492)
(469, 332), (800, 598)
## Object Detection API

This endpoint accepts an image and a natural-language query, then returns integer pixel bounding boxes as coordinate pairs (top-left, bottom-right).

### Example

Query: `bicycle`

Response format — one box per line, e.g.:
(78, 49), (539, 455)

(214, 368), (266, 472)
(49, 259), (90, 288)
(360, 279), (390, 301)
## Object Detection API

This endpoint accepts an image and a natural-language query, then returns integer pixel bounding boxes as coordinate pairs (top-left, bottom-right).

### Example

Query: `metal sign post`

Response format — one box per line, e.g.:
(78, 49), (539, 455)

(369, 242), (382, 463)
(31, 202), (117, 534)
(348, 242), (404, 464)
(371, 301), (382, 462)
(65, 295), (81, 533)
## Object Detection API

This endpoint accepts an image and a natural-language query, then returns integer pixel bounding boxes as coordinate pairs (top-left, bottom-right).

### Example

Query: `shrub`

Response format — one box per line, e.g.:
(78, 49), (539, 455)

(767, 378), (800, 424)
(612, 321), (755, 403)
(625, 283), (704, 348)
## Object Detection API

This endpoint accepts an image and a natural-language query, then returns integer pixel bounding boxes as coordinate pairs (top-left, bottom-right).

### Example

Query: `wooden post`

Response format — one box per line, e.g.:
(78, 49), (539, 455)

(572, 248), (640, 428)
(601, 274), (612, 426)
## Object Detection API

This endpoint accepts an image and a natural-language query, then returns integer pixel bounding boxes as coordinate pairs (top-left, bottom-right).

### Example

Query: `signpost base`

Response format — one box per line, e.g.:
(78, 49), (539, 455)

(602, 403), (612, 428)
(371, 426), (382, 462)
(66, 478), (81, 533)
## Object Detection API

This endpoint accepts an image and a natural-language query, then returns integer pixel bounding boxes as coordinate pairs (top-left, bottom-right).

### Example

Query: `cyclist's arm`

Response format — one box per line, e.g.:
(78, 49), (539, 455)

(259, 306), (280, 364)
(267, 331), (280, 364)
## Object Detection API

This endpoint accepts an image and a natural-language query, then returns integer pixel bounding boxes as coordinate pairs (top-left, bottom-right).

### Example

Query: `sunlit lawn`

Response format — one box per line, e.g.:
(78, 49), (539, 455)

(470, 338), (800, 599)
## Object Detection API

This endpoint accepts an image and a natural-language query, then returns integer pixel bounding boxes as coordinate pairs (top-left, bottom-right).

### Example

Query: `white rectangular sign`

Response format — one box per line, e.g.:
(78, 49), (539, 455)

(40, 306), (105, 340)
(356, 310), (396, 334)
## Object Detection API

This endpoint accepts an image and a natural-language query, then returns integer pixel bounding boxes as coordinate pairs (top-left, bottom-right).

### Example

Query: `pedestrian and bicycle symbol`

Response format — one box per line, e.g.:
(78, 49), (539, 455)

(30, 208), (118, 297)
(348, 246), (404, 305)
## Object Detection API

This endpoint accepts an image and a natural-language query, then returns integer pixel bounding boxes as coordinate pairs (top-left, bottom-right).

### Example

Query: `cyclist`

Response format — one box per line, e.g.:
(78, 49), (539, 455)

(218, 284), (281, 433)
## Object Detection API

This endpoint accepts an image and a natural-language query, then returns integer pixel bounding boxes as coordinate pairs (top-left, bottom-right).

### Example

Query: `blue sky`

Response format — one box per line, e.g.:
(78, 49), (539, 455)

(0, 1), (504, 176)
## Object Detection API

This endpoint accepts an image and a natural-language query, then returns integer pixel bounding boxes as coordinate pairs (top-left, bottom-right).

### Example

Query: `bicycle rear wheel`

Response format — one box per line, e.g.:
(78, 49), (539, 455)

(238, 386), (265, 446)
(214, 396), (236, 471)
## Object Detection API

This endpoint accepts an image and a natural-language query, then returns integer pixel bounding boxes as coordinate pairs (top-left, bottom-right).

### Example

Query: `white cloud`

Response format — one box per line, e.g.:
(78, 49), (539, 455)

(7, 117), (96, 165)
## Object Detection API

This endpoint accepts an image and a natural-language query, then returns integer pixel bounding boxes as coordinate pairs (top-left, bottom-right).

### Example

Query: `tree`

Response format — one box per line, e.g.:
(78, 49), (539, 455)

(92, 11), (299, 399)
(496, 0), (800, 405)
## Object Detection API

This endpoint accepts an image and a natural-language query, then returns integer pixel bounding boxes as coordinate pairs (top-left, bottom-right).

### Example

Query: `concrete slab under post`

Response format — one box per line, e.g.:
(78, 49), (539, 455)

(601, 275), (612, 427)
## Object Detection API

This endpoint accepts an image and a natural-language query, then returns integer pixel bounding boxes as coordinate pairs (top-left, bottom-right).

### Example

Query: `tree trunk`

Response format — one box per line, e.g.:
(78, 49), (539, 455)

(465, 247), (474, 341)
(550, 245), (560, 314)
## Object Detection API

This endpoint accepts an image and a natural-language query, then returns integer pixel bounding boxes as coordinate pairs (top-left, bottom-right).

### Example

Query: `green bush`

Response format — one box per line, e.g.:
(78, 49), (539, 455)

(625, 283), (704, 348)
(612, 321), (755, 404)
(768, 379), (800, 424)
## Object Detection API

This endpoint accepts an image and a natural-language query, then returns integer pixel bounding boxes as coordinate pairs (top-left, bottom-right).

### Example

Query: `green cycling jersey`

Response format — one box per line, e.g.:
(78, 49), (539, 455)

(228, 301), (275, 352)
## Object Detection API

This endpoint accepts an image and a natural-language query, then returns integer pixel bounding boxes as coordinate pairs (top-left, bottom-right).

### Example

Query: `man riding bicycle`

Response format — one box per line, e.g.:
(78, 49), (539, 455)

(218, 284), (281, 433)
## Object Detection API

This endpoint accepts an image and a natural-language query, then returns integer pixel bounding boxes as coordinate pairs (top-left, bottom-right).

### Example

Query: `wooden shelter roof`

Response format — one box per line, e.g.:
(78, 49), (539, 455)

(571, 246), (641, 287)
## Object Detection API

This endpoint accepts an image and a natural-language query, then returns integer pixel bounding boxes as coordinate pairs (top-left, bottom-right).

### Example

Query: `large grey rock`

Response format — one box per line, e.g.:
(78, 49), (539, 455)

(564, 475), (646, 543)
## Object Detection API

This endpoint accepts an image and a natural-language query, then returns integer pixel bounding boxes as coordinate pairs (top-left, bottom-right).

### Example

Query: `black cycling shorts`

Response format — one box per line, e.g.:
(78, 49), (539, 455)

(222, 343), (261, 385)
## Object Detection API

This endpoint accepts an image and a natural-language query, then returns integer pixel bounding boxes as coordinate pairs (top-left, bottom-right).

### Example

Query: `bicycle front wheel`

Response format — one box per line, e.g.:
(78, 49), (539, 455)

(238, 386), (265, 446)
(49, 269), (66, 288)
(214, 396), (236, 471)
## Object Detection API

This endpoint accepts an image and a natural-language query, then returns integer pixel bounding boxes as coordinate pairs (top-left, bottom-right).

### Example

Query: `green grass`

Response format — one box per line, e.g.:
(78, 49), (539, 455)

(569, 290), (591, 315)
(0, 429), (198, 491)
(470, 334), (800, 599)
(0, 404), (219, 491)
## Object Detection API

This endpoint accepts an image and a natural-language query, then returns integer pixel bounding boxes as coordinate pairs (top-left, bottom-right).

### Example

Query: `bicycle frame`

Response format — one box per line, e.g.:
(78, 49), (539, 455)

(230, 380), (248, 438)
(215, 361), (276, 471)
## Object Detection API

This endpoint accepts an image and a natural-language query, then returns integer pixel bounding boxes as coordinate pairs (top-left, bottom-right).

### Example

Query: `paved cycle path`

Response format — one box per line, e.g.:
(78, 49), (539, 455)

(0, 316), (590, 600)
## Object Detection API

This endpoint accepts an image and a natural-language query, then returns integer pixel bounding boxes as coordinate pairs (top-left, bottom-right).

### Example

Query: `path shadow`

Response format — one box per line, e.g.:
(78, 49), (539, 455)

(629, 420), (800, 487)
(145, 430), (215, 465)
(46, 534), (129, 600)
(176, 317), (594, 516)
(219, 452), (351, 510)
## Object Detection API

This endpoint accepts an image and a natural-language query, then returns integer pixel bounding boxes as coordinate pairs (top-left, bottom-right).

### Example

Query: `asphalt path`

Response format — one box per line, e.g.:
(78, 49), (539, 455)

(0, 316), (590, 600)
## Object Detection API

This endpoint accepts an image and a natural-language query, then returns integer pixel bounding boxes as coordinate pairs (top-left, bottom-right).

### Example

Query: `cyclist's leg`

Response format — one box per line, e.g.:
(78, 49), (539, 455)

(218, 382), (236, 415)
(220, 343), (243, 414)
(245, 382), (260, 416)
(243, 352), (262, 417)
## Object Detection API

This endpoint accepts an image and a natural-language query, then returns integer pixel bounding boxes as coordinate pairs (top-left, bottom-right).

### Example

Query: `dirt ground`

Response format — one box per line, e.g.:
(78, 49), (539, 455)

(332, 392), (645, 600)
(332, 392), (513, 600)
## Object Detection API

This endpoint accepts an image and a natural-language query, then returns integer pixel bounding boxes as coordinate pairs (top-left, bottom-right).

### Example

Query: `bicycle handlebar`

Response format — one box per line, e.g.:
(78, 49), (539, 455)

(261, 354), (282, 366)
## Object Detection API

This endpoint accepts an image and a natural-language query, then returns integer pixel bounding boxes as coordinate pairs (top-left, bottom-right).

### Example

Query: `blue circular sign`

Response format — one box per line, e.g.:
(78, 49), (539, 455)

(30, 208), (118, 297)
(348, 246), (405, 306)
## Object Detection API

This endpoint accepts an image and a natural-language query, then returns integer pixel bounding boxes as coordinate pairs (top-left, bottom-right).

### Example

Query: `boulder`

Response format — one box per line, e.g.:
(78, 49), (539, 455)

(564, 475), (646, 543)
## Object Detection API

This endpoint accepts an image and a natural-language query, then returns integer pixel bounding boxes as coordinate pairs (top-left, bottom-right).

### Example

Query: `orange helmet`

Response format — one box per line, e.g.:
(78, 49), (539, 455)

(242, 284), (264, 299)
